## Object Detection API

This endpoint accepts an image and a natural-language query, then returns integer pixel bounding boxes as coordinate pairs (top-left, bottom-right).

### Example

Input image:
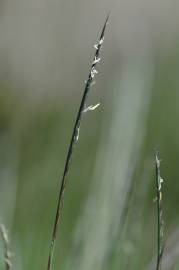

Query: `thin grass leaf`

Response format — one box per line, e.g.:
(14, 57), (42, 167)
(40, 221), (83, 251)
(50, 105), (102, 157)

(155, 153), (164, 270)
(0, 223), (12, 270)
(46, 15), (109, 270)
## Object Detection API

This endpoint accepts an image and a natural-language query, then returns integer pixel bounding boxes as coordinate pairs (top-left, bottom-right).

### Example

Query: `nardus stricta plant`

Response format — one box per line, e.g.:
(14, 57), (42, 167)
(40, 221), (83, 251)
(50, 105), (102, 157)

(46, 14), (109, 270)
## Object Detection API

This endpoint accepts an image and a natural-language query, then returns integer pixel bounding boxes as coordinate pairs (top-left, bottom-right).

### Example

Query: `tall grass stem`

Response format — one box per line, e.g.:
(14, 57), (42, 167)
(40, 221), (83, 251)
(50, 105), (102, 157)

(155, 153), (164, 270)
(46, 15), (109, 270)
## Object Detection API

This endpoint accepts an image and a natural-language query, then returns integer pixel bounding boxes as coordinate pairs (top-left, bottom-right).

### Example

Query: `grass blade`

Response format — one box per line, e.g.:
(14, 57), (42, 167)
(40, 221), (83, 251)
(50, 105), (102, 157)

(155, 153), (164, 270)
(46, 15), (109, 270)
(0, 223), (12, 270)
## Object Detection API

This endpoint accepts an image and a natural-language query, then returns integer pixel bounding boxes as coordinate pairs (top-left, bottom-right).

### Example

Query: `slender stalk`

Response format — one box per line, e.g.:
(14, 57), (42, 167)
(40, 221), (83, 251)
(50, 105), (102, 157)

(155, 153), (164, 270)
(46, 15), (109, 270)
(0, 224), (12, 270)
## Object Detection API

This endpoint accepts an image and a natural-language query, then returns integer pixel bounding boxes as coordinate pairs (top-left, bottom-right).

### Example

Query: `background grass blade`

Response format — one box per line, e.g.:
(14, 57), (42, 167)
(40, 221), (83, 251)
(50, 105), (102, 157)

(0, 223), (12, 270)
(155, 154), (164, 270)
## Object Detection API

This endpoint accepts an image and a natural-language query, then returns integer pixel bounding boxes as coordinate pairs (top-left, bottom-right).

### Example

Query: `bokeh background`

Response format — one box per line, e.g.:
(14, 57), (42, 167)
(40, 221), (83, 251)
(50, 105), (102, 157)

(1, 0), (179, 269)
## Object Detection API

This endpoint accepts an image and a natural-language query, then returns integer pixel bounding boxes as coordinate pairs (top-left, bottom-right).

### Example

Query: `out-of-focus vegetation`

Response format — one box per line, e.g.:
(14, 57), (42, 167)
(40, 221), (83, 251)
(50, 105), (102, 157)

(1, 2), (179, 270)
(0, 49), (179, 270)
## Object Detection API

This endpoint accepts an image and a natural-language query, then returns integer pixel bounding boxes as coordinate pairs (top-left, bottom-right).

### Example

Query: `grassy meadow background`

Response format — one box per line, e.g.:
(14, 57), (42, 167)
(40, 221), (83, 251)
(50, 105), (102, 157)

(1, 1), (179, 269)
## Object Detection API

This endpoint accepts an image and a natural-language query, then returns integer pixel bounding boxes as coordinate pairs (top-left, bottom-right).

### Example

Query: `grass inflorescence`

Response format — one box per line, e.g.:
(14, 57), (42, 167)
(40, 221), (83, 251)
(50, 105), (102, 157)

(46, 15), (109, 270)
(155, 153), (164, 270)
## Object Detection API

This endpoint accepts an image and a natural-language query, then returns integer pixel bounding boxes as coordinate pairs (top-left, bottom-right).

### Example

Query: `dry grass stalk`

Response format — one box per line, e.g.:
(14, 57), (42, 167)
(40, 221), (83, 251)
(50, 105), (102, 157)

(0, 223), (12, 270)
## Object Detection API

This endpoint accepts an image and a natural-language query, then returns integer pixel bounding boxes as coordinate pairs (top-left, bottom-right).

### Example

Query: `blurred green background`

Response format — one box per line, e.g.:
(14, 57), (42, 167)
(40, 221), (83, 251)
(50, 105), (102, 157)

(1, 1), (179, 270)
